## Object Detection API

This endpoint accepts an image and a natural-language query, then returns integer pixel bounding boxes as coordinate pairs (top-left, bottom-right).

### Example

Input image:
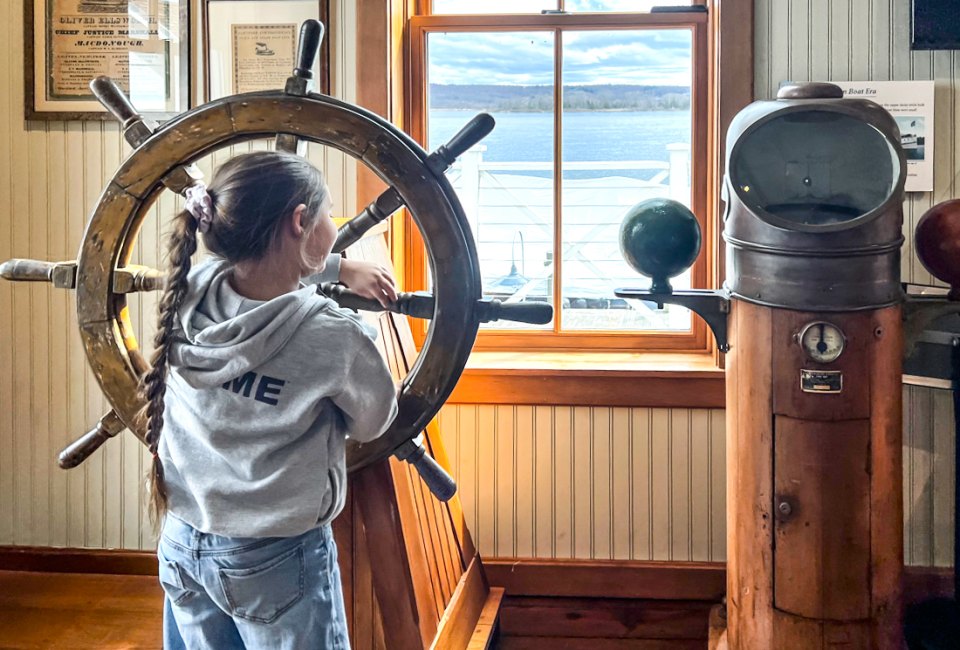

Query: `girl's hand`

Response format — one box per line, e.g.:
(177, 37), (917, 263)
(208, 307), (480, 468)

(339, 259), (398, 307)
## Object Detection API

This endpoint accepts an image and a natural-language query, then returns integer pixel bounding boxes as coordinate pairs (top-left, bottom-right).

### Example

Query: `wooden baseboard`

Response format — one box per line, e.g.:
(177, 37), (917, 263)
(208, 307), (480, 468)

(0, 546), (952, 606)
(498, 596), (714, 646)
(904, 565), (956, 605)
(0, 546), (157, 576)
(485, 559), (726, 601)
(485, 558), (955, 605)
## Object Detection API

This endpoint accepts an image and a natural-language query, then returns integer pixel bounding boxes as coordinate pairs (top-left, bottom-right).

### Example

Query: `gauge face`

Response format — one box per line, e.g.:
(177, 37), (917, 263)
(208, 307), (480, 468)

(799, 321), (845, 363)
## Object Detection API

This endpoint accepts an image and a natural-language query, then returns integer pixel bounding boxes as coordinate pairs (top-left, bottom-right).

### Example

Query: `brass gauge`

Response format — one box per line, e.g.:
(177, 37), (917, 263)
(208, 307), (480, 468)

(798, 321), (845, 363)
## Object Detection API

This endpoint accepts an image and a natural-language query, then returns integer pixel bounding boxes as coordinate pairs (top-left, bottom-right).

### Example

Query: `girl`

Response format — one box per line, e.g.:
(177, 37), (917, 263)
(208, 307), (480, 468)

(145, 151), (399, 649)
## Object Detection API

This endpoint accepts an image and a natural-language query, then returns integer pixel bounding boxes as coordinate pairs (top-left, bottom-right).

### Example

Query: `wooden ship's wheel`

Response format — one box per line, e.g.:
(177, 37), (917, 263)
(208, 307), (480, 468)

(0, 20), (550, 501)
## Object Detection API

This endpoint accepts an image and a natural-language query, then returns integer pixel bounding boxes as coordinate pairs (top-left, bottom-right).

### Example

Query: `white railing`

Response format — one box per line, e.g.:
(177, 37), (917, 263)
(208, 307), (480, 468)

(455, 142), (691, 205)
(446, 143), (694, 330)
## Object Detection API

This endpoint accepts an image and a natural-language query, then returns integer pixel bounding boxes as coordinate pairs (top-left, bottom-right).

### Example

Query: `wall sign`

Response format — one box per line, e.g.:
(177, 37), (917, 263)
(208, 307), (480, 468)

(836, 80), (936, 193)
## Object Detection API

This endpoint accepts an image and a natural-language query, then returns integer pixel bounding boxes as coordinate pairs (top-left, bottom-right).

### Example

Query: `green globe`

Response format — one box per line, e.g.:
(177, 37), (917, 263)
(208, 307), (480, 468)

(619, 198), (701, 293)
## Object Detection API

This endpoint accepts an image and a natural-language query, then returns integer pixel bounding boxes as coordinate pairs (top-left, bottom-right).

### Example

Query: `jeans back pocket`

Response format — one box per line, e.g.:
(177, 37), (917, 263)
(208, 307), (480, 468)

(218, 544), (305, 624)
(158, 558), (194, 606)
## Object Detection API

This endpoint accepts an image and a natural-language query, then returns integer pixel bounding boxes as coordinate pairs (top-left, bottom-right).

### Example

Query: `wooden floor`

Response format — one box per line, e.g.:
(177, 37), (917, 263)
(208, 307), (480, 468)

(0, 571), (163, 649)
(0, 570), (713, 649)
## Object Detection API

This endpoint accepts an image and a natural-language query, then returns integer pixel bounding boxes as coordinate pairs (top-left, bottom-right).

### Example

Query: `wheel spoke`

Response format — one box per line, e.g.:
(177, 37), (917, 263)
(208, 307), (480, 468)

(333, 113), (495, 252)
(476, 297), (553, 325)
(275, 133), (304, 154)
(90, 76), (158, 148)
(334, 188), (405, 253)
(285, 20), (323, 97)
(162, 164), (205, 195)
(0, 259), (77, 288)
(423, 113), (495, 176)
(91, 75), (205, 195)
(112, 265), (165, 293)
(320, 283), (433, 319)
(275, 21), (325, 156)
(1, 258), (168, 294)
(394, 438), (457, 502)
(319, 283), (553, 325)
(58, 410), (125, 469)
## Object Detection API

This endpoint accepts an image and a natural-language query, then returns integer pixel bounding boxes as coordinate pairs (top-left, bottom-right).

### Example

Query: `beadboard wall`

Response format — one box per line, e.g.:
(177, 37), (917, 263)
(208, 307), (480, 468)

(437, 406), (727, 562)
(0, 0), (955, 568)
(437, 388), (955, 566)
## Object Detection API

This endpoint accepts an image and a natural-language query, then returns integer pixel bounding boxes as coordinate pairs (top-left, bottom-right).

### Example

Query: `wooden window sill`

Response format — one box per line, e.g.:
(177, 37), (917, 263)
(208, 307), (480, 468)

(447, 351), (726, 408)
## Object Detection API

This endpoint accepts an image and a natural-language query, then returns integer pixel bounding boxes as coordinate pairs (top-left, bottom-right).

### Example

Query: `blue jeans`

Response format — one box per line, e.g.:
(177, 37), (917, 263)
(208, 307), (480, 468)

(158, 515), (350, 649)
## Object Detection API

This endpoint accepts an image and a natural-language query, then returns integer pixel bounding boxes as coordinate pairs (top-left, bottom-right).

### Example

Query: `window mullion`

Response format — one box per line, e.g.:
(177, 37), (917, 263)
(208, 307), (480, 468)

(553, 27), (563, 334)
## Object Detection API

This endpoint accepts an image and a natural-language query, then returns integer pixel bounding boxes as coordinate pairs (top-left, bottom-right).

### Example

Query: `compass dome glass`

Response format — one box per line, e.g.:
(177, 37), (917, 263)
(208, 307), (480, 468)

(730, 110), (900, 230)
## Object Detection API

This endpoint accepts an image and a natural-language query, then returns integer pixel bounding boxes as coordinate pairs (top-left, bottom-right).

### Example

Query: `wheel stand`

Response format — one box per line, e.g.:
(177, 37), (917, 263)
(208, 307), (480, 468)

(331, 228), (503, 650)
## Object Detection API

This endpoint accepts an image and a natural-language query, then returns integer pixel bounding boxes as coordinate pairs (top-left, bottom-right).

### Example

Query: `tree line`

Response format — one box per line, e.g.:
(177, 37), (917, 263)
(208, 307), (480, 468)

(430, 84), (691, 112)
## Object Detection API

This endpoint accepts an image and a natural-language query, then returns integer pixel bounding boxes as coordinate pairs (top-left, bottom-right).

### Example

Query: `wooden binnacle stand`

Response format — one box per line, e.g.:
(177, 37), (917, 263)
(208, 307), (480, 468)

(722, 303), (903, 647)
(618, 82), (921, 648)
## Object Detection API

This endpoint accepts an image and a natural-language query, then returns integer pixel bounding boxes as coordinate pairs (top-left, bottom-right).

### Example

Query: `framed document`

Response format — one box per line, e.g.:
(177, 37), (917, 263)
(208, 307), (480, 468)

(25, 0), (190, 120)
(203, 0), (330, 101)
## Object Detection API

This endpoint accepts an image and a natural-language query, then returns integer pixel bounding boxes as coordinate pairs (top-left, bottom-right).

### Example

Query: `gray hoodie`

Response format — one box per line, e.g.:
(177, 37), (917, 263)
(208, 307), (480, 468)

(159, 256), (398, 537)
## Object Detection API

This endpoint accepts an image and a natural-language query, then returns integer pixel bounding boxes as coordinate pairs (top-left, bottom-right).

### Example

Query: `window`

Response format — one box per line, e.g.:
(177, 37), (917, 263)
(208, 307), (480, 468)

(408, 1), (712, 351)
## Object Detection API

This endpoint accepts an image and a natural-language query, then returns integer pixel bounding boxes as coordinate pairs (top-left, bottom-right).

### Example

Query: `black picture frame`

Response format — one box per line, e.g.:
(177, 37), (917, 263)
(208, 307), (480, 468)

(911, 0), (960, 50)
(24, 0), (191, 121)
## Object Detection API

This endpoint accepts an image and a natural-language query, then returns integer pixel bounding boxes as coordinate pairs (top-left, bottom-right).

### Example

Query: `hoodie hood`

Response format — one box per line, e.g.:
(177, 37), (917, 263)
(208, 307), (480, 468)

(169, 257), (330, 387)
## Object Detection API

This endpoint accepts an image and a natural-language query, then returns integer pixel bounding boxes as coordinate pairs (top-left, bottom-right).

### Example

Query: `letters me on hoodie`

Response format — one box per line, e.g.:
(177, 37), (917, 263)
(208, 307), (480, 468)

(159, 257), (398, 538)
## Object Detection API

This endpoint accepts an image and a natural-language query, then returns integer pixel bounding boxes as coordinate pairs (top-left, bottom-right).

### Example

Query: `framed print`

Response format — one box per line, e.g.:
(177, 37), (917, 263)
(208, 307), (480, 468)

(25, 0), (190, 120)
(203, 0), (330, 101)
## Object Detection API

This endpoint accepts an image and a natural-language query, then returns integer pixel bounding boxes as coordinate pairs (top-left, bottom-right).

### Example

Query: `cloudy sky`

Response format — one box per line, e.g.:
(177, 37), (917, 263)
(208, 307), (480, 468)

(428, 28), (693, 87)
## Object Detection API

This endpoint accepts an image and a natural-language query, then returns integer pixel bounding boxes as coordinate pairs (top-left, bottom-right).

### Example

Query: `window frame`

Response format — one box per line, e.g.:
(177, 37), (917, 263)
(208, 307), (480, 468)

(406, 9), (713, 352)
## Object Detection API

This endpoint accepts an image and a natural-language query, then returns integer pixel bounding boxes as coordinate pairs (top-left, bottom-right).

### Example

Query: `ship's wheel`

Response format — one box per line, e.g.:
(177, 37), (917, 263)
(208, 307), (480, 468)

(0, 21), (550, 500)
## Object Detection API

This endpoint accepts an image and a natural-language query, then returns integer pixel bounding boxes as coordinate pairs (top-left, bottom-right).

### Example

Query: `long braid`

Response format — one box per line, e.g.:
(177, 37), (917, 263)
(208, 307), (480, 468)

(141, 209), (199, 526)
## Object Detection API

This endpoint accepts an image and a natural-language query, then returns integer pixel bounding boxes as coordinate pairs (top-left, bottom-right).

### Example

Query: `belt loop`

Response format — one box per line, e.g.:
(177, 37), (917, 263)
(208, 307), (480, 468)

(193, 528), (201, 560)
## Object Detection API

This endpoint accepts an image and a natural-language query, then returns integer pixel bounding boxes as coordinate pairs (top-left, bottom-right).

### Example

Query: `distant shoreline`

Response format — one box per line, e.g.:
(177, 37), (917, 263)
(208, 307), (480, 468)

(430, 83), (691, 112)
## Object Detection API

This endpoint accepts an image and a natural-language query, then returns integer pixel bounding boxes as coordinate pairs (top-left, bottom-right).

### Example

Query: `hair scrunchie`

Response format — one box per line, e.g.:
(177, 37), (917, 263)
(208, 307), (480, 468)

(184, 183), (214, 233)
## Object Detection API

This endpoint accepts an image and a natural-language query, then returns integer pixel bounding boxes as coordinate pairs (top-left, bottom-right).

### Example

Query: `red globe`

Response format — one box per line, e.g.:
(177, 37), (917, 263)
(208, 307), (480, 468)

(915, 199), (960, 298)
